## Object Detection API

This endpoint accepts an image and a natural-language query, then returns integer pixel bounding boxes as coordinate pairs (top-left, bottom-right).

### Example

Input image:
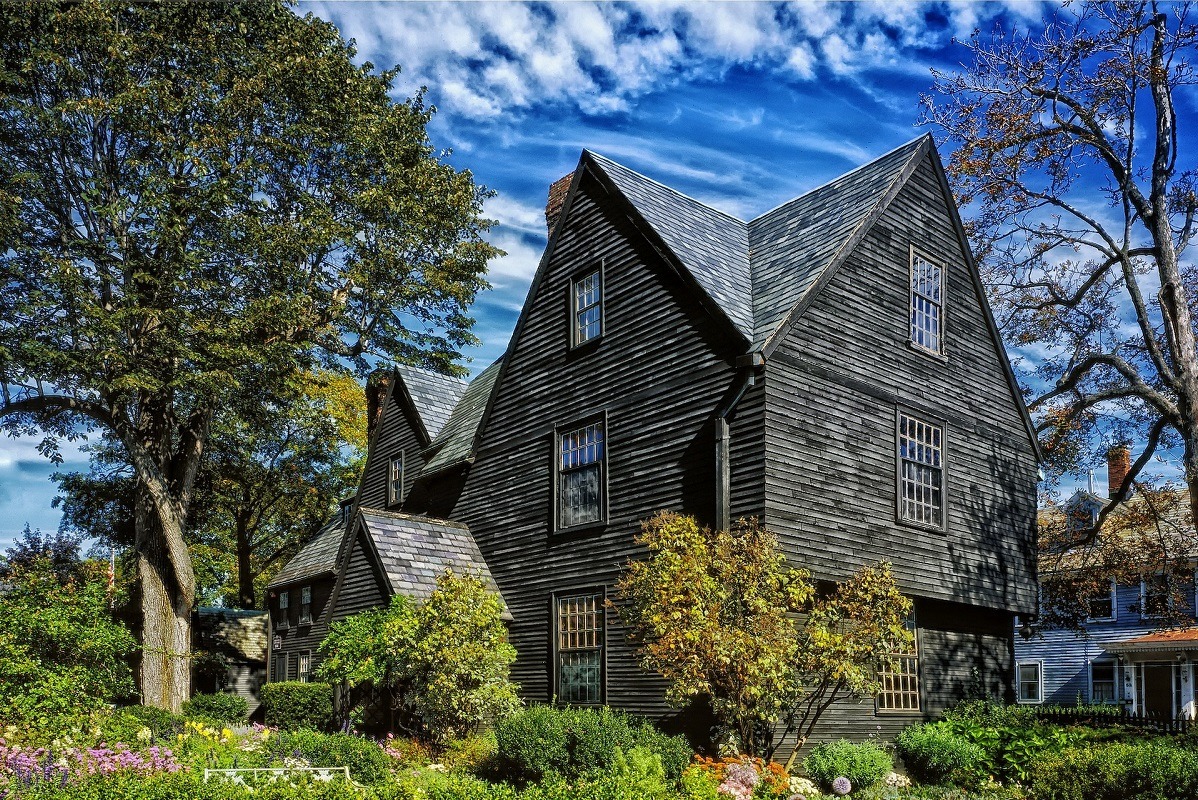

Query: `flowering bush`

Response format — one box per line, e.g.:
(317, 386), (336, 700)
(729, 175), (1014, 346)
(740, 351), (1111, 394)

(0, 737), (182, 790)
(687, 756), (790, 799)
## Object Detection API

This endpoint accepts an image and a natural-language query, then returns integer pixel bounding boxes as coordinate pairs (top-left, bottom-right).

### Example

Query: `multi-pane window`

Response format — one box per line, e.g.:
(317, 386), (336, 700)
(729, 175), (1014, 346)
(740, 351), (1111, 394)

(1017, 662), (1043, 703)
(572, 270), (602, 346)
(557, 593), (604, 704)
(558, 421), (605, 529)
(1087, 580), (1116, 621)
(276, 590), (290, 629)
(898, 412), (944, 528)
(388, 454), (404, 506)
(299, 585), (313, 625)
(878, 615), (920, 712)
(1142, 574), (1172, 618)
(910, 252), (943, 353)
(1091, 662), (1117, 703)
(298, 651), (311, 683)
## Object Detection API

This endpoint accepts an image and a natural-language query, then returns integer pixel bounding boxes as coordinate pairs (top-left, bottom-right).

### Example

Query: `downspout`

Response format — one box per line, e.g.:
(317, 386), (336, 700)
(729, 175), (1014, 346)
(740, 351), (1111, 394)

(715, 353), (764, 531)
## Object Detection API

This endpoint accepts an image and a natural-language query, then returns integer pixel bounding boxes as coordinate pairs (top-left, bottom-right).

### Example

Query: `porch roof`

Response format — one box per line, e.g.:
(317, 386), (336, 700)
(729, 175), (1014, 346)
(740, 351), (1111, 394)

(1106, 627), (1198, 654)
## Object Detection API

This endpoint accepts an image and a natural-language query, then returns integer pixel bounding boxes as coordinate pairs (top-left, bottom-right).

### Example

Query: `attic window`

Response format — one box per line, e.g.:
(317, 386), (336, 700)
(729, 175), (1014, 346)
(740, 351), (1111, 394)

(388, 453), (404, 506)
(571, 269), (603, 347)
(910, 250), (943, 354)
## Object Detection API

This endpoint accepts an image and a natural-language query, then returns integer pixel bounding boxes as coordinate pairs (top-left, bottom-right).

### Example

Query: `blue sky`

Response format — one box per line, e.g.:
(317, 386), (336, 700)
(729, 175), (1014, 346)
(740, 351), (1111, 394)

(0, 1), (1186, 548)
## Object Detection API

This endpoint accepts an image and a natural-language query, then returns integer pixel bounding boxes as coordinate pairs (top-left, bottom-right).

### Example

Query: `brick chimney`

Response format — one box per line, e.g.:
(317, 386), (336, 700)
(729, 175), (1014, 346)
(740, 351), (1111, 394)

(1107, 444), (1131, 497)
(365, 370), (391, 440)
(545, 172), (574, 237)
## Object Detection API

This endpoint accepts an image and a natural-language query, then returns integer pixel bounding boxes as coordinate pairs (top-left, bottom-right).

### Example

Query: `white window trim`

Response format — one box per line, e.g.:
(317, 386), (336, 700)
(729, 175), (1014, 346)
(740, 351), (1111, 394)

(908, 245), (947, 359)
(1089, 660), (1118, 705)
(298, 651), (312, 683)
(388, 453), (404, 507)
(1086, 578), (1118, 623)
(876, 612), (921, 714)
(895, 408), (948, 532)
(1016, 661), (1044, 704)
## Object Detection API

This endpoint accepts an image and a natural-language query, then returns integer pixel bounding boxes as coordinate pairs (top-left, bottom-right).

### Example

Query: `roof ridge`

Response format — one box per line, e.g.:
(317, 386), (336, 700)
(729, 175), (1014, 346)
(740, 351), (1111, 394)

(359, 505), (470, 531)
(396, 362), (469, 386)
(585, 150), (747, 226)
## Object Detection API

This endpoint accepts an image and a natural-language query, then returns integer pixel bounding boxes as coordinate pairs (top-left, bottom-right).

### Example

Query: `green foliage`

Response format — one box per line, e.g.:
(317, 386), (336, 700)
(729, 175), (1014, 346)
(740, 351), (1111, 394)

(611, 747), (669, 796)
(802, 739), (892, 792)
(492, 706), (691, 786)
(183, 693), (249, 725)
(101, 705), (187, 743)
(1028, 740), (1198, 800)
(894, 722), (987, 787)
(319, 571), (519, 743)
(261, 681), (334, 732)
(939, 701), (1079, 785)
(0, 532), (136, 725)
(440, 731), (499, 773)
(272, 730), (394, 785)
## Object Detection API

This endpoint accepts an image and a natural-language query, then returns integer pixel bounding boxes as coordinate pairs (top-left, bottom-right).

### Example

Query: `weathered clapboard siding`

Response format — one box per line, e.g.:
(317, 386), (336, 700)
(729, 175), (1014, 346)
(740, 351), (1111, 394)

(269, 578), (334, 680)
(330, 528), (390, 623)
(358, 387), (427, 511)
(451, 166), (766, 720)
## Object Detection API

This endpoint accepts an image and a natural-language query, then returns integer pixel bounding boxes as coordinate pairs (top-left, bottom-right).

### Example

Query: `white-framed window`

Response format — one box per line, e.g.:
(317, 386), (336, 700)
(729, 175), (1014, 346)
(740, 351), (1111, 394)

(299, 585), (313, 625)
(897, 411), (945, 529)
(388, 453), (404, 506)
(298, 651), (311, 683)
(877, 614), (920, 713)
(1090, 661), (1117, 704)
(1141, 574), (1173, 619)
(571, 269), (602, 346)
(556, 419), (605, 530)
(1086, 579), (1117, 622)
(556, 591), (604, 705)
(910, 249), (944, 354)
(1017, 662), (1043, 704)
(276, 590), (290, 629)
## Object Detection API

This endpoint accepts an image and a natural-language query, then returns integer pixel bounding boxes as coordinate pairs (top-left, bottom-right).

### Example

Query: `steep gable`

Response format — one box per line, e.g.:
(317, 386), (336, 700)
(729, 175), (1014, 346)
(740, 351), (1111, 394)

(395, 365), (468, 441)
(419, 356), (504, 477)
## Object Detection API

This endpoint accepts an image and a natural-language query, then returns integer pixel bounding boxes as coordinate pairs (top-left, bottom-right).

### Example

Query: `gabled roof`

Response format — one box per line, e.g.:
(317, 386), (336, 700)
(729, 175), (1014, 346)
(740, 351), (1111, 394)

(395, 365), (468, 441)
(419, 356), (505, 476)
(266, 511), (346, 590)
(357, 508), (511, 620)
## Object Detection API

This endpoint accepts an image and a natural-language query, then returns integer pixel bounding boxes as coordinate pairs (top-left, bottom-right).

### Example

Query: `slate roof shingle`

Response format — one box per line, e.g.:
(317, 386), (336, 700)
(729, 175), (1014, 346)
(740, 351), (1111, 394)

(266, 512), (346, 589)
(419, 356), (505, 476)
(395, 365), (468, 441)
(359, 508), (511, 619)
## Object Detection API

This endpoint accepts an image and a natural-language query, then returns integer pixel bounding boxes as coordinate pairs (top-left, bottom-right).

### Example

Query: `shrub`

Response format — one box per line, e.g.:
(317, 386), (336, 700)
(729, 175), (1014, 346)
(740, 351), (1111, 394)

(1029, 740), (1198, 800)
(940, 702), (1078, 784)
(100, 705), (187, 743)
(802, 739), (892, 792)
(183, 692), (249, 724)
(261, 681), (334, 732)
(272, 730), (393, 785)
(493, 705), (570, 782)
(895, 722), (987, 787)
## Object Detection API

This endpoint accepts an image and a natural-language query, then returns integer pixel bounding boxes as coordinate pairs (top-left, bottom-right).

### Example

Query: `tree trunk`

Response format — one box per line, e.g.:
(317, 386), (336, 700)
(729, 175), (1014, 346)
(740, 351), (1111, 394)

(236, 510), (255, 609)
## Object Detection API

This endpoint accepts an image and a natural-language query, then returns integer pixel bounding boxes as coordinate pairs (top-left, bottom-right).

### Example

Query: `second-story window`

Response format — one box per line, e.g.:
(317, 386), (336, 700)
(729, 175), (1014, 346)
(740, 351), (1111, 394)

(898, 411), (945, 529)
(276, 590), (290, 629)
(910, 251), (943, 354)
(299, 585), (312, 625)
(1086, 579), (1116, 622)
(1141, 573), (1173, 618)
(557, 420), (605, 530)
(388, 453), (404, 506)
(572, 269), (602, 346)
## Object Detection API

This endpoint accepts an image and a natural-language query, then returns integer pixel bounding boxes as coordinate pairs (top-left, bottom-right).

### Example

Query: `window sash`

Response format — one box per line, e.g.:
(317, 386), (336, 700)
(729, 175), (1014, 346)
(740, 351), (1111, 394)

(573, 271), (602, 345)
(558, 422), (604, 528)
(1017, 663), (1042, 703)
(910, 254), (943, 353)
(1091, 663), (1117, 703)
(1087, 582), (1116, 621)
(298, 652), (311, 683)
(877, 615), (920, 712)
(557, 593), (603, 705)
(898, 413), (944, 527)
(300, 585), (313, 625)
(388, 454), (404, 506)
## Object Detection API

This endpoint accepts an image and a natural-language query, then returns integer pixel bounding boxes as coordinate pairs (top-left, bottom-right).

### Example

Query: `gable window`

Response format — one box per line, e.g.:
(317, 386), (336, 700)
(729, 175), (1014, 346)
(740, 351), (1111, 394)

(571, 269), (602, 347)
(388, 454), (404, 506)
(276, 590), (290, 629)
(1091, 661), (1117, 703)
(898, 411), (945, 528)
(877, 614), (920, 712)
(556, 592), (604, 704)
(299, 585), (313, 625)
(910, 250), (943, 353)
(1086, 579), (1117, 622)
(298, 651), (311, 683)
(557, 419), (605, 530)
(1017, 662), (1043, 704)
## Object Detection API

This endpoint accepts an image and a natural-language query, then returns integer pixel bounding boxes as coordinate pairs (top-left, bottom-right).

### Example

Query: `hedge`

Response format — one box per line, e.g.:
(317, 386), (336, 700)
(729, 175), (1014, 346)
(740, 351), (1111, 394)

(260, 681), (335, 732)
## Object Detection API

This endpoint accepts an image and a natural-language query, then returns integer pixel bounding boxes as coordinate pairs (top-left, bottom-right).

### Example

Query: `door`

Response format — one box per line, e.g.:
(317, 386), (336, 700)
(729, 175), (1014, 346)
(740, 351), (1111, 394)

(1142, 663), (1174, 718)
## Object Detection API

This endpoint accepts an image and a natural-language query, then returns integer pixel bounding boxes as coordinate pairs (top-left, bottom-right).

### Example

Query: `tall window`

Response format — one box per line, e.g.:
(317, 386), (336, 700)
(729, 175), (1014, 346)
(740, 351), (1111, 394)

(557, 420), (605, 529)
(910, 251), (943, 353)
(1017, 662), (1043, 704)
(276, 590), (290, 629)
(388, 454), (404, 506)
(877, 615), (920, 712)
(557, 592), (604, 704)
(572, 270), (602, 346)
(898, 412), (945, 528)
(1091, 662), (1117, 703)
(1086, 579), (1116, 622)
(1141, 574), (1172, 618)
(299, 585), (313, 625)
(298, 651), (311, 683)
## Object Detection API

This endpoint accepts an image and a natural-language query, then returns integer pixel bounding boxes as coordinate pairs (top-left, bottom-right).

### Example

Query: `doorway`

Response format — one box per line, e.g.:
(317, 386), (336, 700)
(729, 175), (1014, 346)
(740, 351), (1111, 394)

(1141, 663), (1175, 718)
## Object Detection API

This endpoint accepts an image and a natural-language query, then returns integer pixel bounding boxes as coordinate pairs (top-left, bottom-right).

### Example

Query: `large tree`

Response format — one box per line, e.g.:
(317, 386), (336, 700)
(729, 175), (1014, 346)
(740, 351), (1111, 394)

(0, 1), (497, 710)
(923, 2), (1198, 611)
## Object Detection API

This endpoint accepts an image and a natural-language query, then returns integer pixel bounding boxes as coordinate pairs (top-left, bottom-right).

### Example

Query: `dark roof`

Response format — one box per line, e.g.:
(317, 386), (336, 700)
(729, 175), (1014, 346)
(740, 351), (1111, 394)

(358, 508), (511, 619)
(193, 608), (268, 664)
(266, 512), (346, 589)
(584, 136), (929, 350)
(395, 365), (468, 440)
(420, 356), (505, 476)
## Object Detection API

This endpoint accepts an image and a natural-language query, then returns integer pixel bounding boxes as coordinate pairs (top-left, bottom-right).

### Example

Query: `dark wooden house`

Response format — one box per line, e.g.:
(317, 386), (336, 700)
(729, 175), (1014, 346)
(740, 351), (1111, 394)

(274, 135), (1039, 752)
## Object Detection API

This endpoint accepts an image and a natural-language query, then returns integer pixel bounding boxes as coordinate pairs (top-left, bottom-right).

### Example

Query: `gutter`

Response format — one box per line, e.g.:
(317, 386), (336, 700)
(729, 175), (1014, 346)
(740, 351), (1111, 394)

(715, 352), (765, 530)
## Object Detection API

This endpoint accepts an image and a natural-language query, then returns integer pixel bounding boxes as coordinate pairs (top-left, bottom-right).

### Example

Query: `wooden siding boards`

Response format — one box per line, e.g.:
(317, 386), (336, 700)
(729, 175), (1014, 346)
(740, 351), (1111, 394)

(268, 576), (334, 682)
(357, 385), (426, 511)
(330, 528), (390, 623)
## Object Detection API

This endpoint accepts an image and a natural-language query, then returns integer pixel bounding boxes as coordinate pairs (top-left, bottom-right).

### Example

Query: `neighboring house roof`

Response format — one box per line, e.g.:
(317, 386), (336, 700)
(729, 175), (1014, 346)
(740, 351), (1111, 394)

(358, 508), (512, 620)
(395, 364), (468, 441)
(193, 607), (268, 664)
(1106, 626), (1198, 653)
(266, 512), (346, 590)
(419, 356), (505, 476)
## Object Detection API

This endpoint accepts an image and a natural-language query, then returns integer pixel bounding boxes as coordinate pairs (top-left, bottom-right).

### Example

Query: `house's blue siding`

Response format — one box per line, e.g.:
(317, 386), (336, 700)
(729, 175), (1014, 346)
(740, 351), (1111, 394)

(1016, 579), (1197, 706)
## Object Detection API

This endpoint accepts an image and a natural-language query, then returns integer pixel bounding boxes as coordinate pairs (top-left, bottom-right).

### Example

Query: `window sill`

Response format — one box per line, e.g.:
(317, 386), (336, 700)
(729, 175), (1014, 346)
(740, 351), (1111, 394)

(875, 708), (922, 716)
(907, 340), (948, 363)
(896, 517), (947, 535)
(567, 336), (603, 356)
(553, 520), (607, 537)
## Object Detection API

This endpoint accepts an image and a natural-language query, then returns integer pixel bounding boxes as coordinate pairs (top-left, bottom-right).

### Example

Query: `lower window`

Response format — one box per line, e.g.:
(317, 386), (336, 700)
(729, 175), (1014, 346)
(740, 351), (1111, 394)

(299, 651), (312, 683)
(1017, 662), (1043, 703)
(556, 592), (604, 705)
(877, 615), (920, 712)
(1091, 662), (1117, 703)
(273, 653), (288, 683)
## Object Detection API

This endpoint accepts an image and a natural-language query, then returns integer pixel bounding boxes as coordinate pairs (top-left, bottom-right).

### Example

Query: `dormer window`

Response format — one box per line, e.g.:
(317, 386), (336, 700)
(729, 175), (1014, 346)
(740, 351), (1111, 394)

(910, 250), (943, 354)
(571, 269), (602, 347)
(388, 454), (404, 506)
